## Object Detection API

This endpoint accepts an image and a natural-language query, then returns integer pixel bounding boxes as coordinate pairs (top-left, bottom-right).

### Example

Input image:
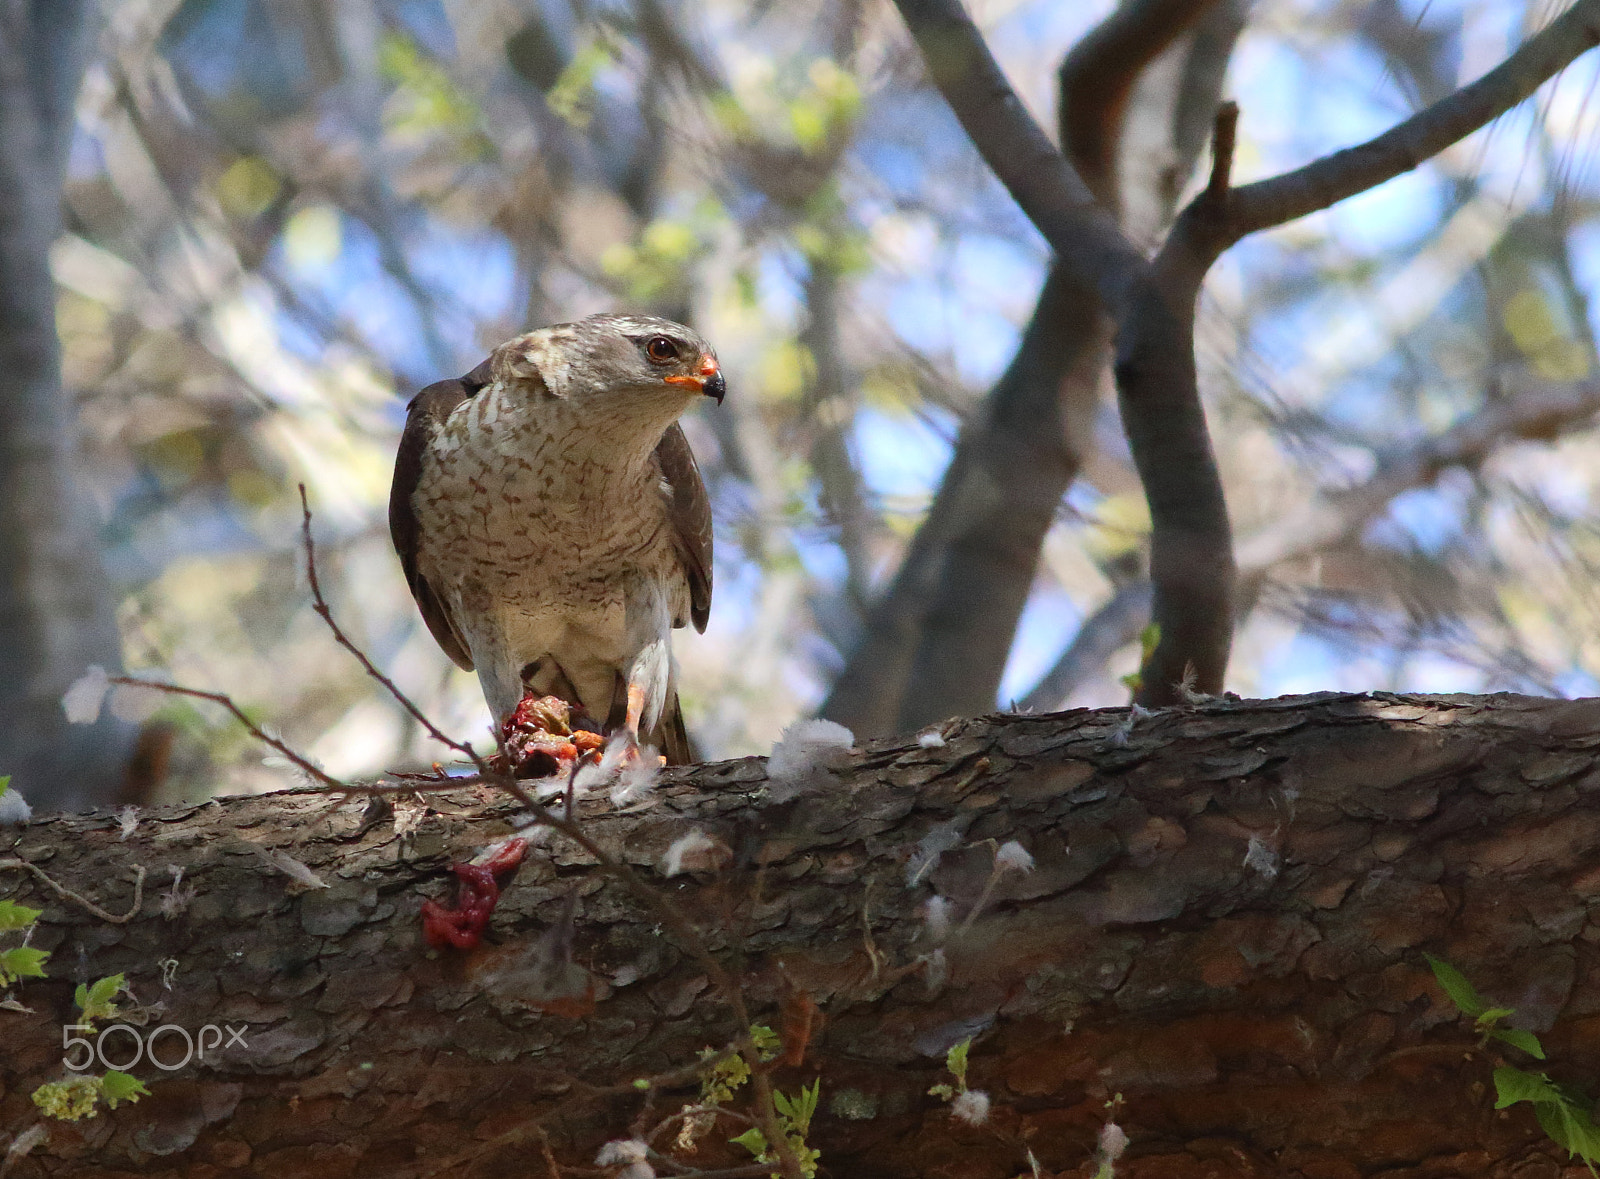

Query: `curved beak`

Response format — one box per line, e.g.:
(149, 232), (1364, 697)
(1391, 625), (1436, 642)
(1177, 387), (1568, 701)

(664, 355), (726, 404)
(702, 361), (726, 404)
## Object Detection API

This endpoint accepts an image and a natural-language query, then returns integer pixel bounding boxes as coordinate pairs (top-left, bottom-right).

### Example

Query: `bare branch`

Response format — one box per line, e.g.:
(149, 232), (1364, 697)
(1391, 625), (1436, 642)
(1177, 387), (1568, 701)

(0, 0), (127, 809)
(1237, 370), (1600, 579)
(0, 857), (144, 924)
(107, 674), (350, 792)
(1021, 370), (1600, 710)
(1059, 0), (1220, 208)
(1203, 99), (1238, 205)
(1108, 102), (1242, 704)
(828, 0), (1231, 735)
(1217, 0), (1600, 253)
(891, 0), (1144, 311)
(887, 0), (1242, 709)
(1018, 580), (1153, 711)
(297, 484), (487, 771)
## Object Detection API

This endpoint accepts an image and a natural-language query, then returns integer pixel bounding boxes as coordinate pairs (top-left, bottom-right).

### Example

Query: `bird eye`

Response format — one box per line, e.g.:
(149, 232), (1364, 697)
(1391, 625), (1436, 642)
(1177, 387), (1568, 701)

(644, 336), (678, 364)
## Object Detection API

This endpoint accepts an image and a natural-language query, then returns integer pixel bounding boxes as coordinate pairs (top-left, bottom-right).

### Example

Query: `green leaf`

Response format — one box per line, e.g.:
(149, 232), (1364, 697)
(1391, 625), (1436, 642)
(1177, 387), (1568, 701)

(1489, 1026), (1547, 1059)
(751, 1024), (781, 1060)
(1476, 1006), (1516, 1029)
(1494, 1066), (1565, 1109)
(0, 898), (42, 931)
(1535, 1102), (1600, 1173)
(0, 945), (49, 984)
(1426, 954), (1487, 1017)
(730, 1127), (768, 1157)
(946, 1038), (971, 1087)
(0, 775), (9, 794)
(1137, 623), (1162, 660)
(794, 1079), (821, 1133)
(75, 973), (124, 1023)
(927, 1083), (954, 1101)
(31, 1076), (101, 1121)
(99, 1070), (149, 1109)
(545, 38), (614, 129)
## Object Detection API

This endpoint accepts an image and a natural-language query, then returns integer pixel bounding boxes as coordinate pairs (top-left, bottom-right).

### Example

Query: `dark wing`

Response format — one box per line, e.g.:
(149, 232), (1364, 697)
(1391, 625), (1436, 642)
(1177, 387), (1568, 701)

(389, 359), (493, 671)
(654, 422), (713, 633)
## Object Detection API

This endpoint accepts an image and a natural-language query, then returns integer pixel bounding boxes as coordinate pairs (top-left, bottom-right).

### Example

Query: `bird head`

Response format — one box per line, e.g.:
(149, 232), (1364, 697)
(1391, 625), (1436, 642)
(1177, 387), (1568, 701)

(497, 314), (725, 418)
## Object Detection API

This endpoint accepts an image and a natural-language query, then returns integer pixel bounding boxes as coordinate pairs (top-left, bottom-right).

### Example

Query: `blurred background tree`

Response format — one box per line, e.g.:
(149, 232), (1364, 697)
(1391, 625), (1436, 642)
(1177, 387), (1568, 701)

(4, 0), (1598, 808)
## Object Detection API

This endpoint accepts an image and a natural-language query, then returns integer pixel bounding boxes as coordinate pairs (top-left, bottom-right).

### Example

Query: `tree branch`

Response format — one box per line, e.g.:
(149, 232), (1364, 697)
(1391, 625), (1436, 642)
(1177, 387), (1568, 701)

(1112, 102), (1241, 703)
(9, 695), (1600, 1175)
(1202, 0), (1600, 259)
(1059, 0), (1219, 210)
(1236, 369), (1600, 579)
(0, 0), (129, 809)
(886, 0), (1244, 708)
(891, 0), (1144, 313)
(1020, 369), (1600, 710)
(827, 0), (1230, 735)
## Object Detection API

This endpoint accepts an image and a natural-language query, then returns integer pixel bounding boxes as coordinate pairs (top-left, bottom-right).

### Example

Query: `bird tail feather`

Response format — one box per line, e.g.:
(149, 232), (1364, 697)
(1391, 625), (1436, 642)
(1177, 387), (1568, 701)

(654, 693), (699, 766)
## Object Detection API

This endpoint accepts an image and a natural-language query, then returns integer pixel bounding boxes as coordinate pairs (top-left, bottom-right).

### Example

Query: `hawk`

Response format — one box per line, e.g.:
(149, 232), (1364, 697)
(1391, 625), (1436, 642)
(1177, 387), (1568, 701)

(389, 314), (722, 765)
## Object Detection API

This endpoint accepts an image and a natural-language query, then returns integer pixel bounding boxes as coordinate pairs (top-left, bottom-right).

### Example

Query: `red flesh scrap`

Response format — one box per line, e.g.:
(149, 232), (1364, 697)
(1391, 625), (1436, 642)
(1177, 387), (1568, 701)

(420, 837), (528, 951)
(496, 694), (604, 776)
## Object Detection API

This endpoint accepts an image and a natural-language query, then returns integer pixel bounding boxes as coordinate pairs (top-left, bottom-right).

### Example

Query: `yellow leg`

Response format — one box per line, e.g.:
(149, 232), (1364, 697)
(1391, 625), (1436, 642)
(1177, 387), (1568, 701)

(623, 682), (646, 747)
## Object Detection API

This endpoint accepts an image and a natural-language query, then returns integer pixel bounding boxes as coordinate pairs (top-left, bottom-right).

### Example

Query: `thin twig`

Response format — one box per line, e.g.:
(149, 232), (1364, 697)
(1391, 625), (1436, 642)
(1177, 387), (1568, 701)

(535, 1126), (561, 1179)
(1224, 0), (1600, 243)
(0, 858), (146, 924)
(407, 763), (804, 1177)
(432, 1038), (764, 1176)
(296, 497), (799, 1174)
(108, 675), (349, 792)
(1204, 100), (1239, 205)
(297, 484), (489, 772)
(486, 780), (809, 1179)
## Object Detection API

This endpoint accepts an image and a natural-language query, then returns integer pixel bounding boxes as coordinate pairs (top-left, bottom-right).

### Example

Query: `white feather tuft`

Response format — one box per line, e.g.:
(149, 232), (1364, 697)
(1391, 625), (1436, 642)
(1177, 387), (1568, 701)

(1099, 1121), (1129, 1163)
(160, 865), (196, 920)
(994, 841), (1034, 874)
(1242, 834), (1279, 879)
(62, 665), (110, 725)
(610, 754), (659, 808)
(924, 947), (948, 991)
(917, 729), (946, 749)
(662, 829), (721, 877)
(905, 819), (965, 886)
(4, 1124), (48, 1165)
(595, 1140), (649, 1164)
(595, 1139), (655, 1176)
(766, 719), (854, 799)
(255, 847), (330, 889)
(951, 1089), (990, 1125)
(0, 783), (31, 825)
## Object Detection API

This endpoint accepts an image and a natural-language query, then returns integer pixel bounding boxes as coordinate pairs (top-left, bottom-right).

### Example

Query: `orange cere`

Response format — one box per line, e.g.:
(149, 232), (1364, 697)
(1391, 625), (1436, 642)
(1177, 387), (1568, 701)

(663, 354), (719, 389)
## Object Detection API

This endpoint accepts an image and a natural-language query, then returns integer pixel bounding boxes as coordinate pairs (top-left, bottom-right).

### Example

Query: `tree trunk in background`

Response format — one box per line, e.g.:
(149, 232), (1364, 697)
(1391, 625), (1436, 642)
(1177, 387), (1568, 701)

(0, 1), (127, 810)
(4, 692), (1600, 1177)
(822, 0), (1249, 739)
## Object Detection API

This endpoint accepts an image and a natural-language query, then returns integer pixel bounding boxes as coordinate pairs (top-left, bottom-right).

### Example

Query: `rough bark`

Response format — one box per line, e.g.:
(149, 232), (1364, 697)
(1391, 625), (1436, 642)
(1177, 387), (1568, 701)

(6, 692), (1600, 1177)
(0, 0), (128, 810)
